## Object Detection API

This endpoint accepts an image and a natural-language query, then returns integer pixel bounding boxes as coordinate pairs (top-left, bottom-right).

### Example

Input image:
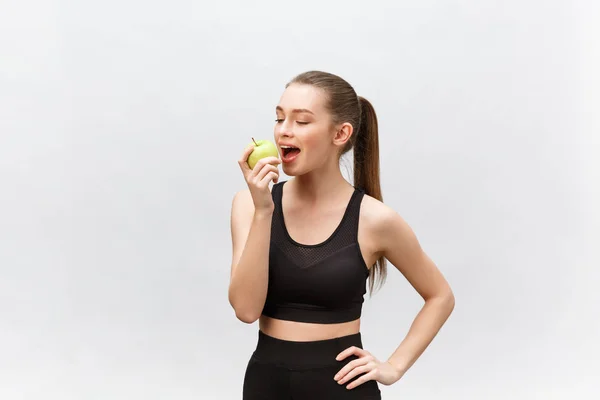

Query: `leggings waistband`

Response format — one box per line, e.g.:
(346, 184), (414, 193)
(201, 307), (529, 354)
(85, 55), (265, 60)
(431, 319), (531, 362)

(252, 330), (364, 368)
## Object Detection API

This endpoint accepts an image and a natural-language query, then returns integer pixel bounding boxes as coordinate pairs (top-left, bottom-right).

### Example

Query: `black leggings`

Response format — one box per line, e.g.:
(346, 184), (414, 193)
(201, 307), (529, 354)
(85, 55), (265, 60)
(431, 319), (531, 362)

(243, 330), (382, 399)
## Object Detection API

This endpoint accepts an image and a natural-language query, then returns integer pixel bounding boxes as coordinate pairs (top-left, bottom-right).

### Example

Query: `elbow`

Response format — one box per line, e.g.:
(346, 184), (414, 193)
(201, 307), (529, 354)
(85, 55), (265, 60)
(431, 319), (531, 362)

(426, 289), (455, 312)
(442, 290), (455, 313)
(229, 293), (261, 324)
(235, 310), (260, 324)
(231, 301), (260, 323)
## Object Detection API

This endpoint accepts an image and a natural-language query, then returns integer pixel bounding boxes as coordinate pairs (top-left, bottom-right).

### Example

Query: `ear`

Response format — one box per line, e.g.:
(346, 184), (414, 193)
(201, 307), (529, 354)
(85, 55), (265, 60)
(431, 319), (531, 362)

(332, 122), (354, 148)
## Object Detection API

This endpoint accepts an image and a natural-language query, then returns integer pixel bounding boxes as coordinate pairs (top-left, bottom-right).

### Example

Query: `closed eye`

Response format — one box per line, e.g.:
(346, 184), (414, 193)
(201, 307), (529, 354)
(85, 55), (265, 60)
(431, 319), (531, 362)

(274, 119), (309, 125)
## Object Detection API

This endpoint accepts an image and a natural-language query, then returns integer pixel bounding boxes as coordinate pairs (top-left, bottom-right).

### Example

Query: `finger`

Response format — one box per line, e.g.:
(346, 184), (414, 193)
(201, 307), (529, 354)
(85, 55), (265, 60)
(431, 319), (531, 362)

(254, 164), (279, 183)
(260, 171), (279, 187)
(334, 357), (369, 382)
(253, 156), (281, 170)
(346, 370), (376, 390)
(337, 364), (372, 385)
(336, 346), (369, 361)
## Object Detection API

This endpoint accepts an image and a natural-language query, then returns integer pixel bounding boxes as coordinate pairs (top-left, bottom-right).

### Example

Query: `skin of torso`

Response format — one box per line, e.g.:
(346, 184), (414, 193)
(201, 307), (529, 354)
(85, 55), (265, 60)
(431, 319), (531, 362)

(259, 189), (382, 342)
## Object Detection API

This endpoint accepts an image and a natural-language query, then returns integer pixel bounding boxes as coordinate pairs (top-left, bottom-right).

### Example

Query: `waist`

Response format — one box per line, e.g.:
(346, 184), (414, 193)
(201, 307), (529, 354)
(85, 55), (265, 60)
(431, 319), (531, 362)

(251, 329), (364, 369)
(259, 315), (360, 341)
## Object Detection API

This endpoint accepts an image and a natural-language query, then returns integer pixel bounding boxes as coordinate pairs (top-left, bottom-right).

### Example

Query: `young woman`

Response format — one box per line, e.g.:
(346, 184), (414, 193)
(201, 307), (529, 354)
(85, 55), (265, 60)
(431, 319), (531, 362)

(229, 71), (455, 399)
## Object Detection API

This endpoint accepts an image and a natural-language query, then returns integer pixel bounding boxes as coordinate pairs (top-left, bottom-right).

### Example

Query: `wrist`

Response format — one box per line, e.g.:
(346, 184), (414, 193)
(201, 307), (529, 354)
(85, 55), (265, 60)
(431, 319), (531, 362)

(385, 359), (408, 378)
(254, 208), (274, 219)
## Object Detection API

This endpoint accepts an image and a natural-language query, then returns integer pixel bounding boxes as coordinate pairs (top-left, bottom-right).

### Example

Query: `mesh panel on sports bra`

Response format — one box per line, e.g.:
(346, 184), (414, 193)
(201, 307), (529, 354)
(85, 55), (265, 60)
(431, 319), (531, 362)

(271, 182), (362, 265)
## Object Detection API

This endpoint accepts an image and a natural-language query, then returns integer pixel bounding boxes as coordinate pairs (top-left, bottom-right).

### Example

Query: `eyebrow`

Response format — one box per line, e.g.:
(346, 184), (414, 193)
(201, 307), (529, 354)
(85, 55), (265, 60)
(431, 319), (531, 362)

(275, 106), (314, 115)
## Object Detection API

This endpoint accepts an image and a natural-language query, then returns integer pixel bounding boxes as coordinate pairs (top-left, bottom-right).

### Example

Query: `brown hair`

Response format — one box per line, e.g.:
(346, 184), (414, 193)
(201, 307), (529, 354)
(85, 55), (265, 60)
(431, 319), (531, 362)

(287, 70), (387, 293)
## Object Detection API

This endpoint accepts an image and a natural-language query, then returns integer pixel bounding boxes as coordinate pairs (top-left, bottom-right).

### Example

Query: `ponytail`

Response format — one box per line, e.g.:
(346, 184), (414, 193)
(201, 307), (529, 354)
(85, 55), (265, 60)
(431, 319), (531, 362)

(354, 96), (387, 293)
(354, 96), (382, 201)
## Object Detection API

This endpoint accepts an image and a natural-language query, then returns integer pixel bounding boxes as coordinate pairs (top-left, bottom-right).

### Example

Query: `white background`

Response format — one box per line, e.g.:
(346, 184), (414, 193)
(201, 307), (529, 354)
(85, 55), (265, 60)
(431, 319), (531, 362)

(1, 0), (599, 398)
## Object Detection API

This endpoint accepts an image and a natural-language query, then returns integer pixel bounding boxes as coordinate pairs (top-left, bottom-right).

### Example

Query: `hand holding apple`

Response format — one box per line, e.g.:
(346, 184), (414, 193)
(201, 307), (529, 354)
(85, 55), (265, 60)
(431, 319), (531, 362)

(237, 137), (281, 213)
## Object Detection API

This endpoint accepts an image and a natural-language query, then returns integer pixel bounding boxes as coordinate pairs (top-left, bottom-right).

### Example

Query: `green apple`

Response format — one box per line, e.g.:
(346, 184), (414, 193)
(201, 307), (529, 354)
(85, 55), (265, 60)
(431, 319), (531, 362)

(247, 138), (279, 169)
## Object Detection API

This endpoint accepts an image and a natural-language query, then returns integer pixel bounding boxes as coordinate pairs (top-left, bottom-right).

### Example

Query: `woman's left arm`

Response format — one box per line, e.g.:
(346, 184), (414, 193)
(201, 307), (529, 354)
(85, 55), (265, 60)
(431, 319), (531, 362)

(335, 205), (455, 389)
(379, 206), (455, 377)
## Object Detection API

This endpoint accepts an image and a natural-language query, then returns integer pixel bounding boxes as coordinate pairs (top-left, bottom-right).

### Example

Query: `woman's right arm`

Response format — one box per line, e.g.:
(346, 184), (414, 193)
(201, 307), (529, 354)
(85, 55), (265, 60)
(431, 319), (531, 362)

(228, 145), (281, 323)
(228, 190), (273, 323)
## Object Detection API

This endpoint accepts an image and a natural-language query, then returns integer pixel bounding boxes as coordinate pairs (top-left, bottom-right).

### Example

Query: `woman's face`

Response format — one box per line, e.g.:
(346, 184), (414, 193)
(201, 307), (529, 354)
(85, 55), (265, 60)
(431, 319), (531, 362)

(274, 84), (337, 175)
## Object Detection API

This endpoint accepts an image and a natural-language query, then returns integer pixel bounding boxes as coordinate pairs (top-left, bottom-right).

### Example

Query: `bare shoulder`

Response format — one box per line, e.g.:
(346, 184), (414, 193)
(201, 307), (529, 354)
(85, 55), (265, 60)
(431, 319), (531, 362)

(230, 188), (255, 230)
(231, 188), (253, 211)
(359, 194), (413, 248)
(360, 194), (409, 233)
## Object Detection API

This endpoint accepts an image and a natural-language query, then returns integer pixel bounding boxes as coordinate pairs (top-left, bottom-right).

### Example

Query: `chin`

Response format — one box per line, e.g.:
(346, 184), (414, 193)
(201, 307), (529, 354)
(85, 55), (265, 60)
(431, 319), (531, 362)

(283, 159), (323, 177)
(282, 165), (299, 176)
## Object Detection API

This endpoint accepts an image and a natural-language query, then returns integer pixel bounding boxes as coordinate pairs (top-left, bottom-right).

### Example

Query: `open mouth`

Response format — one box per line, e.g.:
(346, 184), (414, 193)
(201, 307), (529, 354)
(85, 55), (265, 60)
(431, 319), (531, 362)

(280, 146), (301, 162)
(282, 146), (301, 157)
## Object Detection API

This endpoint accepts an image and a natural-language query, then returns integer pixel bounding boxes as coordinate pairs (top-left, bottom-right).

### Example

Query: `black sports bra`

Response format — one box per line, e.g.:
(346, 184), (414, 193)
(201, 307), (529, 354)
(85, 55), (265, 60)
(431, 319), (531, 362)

(261, 180), (369, 324)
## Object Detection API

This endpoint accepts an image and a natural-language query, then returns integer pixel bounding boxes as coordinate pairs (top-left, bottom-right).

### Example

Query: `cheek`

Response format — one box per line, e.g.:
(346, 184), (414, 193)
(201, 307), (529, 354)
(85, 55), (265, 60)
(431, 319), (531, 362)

(304, 127), (332, 155)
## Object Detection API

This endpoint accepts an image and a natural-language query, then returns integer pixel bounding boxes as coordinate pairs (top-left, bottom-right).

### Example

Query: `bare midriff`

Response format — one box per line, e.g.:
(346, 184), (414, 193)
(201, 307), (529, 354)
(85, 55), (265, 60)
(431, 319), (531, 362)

(259, 315), (361, 341)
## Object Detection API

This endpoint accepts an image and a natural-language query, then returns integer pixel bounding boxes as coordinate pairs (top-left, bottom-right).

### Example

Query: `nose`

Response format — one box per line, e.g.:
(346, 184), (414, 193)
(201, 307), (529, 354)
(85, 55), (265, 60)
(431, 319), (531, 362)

(276, 119), (294, 138)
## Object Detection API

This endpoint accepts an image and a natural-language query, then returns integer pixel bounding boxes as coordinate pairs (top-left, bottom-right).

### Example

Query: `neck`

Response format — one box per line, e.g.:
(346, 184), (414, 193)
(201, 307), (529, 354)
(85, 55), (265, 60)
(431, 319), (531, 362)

(286, 159), (353, 204)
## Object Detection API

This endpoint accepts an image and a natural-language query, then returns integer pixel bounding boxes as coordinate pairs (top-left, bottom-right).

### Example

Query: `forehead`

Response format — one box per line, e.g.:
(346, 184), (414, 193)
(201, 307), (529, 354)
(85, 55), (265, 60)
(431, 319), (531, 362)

(277, 84), (327, 113)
